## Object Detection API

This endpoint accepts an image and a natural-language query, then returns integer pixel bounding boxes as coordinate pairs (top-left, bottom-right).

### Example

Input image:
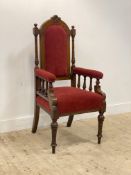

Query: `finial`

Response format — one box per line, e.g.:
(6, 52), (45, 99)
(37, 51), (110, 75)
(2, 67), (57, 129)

(71, 26), (76, 37)
(51, 15), (61, 23)
(33, 23), (39, 36)
(34, 23), (38, 27)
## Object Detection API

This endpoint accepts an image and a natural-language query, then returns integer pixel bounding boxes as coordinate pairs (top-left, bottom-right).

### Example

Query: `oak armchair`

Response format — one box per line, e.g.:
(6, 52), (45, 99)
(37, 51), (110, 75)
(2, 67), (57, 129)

(32, 15), (106, 154)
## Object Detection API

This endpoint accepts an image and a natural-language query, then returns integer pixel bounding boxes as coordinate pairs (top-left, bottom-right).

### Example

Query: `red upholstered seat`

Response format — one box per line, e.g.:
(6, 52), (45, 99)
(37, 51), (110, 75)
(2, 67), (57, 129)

(36, 87), (104, 116)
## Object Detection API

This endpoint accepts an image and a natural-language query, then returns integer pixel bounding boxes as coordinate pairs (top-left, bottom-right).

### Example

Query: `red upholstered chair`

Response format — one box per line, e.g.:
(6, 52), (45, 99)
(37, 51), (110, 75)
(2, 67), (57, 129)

(32, 15), (106, 154)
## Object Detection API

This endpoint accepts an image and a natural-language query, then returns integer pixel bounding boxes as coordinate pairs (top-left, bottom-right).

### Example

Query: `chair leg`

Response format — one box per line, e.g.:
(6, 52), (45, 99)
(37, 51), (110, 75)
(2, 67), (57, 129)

(51, 119), (58, 154)
(32, 104), (40, 133)
(67, 115), (74, 127)
(97, 111), (105, 144)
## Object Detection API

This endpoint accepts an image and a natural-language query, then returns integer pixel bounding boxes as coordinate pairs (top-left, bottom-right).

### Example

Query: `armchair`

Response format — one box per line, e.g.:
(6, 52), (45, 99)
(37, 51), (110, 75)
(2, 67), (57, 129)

(32, 15), (106, 154)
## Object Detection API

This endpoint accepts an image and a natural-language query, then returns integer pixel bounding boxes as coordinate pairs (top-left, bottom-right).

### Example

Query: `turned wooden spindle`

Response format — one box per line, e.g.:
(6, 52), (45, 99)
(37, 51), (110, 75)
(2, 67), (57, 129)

(49, 82), (53, 89)
(41, 80), (45, 93)
(71, 73), (76, 87)
(45, 81), (48, 96)
(36, 77), (41, 92)
(77, 75), (81, 88)
(89, 78), (92, 91)
(83, 76), (86, 90)
(33, 24), (39, 67)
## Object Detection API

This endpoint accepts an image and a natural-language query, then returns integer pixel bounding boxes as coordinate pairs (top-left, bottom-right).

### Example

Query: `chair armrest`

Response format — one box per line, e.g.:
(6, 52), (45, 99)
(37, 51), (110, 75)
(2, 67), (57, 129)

(73, 67), (103, 79)
(35, 68), (56, 82)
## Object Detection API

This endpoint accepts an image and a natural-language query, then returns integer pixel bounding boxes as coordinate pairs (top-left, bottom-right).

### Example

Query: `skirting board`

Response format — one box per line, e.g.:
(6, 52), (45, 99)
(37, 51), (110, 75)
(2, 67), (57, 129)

(0, 101), (131, 133)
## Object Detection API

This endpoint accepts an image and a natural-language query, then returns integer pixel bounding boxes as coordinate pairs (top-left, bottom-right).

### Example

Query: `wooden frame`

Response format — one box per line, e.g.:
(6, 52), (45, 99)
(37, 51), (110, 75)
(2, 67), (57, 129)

(32, 15), (106, 154)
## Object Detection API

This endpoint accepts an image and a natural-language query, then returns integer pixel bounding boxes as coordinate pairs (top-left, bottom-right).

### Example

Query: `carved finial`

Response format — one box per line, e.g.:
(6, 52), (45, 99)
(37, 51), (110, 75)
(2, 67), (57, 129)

(71, 26), (76, 38)
(33, 23), (39, 36)
(51, 15), (61, 23)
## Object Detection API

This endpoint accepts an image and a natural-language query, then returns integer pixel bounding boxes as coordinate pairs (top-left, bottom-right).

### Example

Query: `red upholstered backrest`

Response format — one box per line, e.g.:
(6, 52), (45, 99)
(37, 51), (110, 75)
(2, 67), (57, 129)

(45, 25), (68, 77)
(39, 16), (70, 79)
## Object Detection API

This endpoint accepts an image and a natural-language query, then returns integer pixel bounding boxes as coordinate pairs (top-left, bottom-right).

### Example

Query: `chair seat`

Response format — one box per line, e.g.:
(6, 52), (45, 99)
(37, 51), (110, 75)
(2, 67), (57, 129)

(36, 87), (104, 116)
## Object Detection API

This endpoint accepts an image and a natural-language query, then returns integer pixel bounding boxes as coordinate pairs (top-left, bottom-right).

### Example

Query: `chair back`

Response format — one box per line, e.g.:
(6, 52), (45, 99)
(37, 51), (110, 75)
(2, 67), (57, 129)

(39, 15), (71, 80)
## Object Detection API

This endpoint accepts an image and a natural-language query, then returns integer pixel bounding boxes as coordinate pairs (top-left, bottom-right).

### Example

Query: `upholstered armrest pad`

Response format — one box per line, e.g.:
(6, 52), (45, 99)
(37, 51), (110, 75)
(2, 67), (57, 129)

(73, 67), (103, 79)
(35, 68), (56, 82)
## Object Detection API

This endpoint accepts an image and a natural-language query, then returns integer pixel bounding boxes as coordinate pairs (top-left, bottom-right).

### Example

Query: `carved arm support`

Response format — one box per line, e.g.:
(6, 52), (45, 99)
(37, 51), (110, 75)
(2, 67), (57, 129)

(35, 68), (56, 82)
(73, 66), (106, 112)
(94, 79), (106, 113)
(73, 67), (103, 91)
(73, 67), (103, 79)
(48, 87), (59, 119)
(35, 68), (58, 119)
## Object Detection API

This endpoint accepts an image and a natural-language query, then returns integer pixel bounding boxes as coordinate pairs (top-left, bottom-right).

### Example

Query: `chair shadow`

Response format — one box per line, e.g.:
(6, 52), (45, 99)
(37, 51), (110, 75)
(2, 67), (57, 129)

(57, 125), (98, 146)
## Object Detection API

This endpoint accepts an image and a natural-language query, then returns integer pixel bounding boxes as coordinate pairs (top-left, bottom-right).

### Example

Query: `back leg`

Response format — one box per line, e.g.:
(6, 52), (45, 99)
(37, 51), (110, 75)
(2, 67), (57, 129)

(67, 115), (74, 127)
(32, 105), (40, 133)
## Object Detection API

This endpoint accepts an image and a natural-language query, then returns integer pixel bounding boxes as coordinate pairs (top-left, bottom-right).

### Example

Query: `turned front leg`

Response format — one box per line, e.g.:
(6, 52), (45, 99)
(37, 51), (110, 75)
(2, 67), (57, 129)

(51, 119), (58, 154)
(97, 111), (105, 144)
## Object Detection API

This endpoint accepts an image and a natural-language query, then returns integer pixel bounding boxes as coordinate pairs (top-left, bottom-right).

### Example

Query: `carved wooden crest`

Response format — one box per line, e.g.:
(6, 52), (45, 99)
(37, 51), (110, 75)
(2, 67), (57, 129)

(51, 15), (61, 23)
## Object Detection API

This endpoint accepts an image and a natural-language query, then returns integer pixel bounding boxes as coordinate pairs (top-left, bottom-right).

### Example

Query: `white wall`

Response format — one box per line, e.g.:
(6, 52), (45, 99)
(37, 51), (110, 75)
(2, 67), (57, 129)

(0, 0), (131, 132)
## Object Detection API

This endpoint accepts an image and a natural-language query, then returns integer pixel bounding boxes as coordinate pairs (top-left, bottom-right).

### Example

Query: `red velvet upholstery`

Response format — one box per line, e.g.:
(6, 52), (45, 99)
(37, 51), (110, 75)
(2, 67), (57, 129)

(35, 68), (56, 82)
(36, 96), (50, 112)
(36, 87), (104, 116)
(73, 67), (103, 79)
(45, 25), (68, 77)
